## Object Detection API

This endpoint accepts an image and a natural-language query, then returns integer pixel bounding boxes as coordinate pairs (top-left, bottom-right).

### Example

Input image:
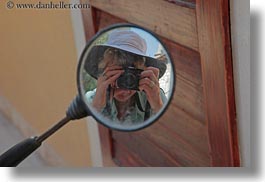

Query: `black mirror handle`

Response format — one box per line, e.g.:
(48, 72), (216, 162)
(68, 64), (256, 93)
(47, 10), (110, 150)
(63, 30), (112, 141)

(0, 95), (89, 167)
(0, 136), (41, 167)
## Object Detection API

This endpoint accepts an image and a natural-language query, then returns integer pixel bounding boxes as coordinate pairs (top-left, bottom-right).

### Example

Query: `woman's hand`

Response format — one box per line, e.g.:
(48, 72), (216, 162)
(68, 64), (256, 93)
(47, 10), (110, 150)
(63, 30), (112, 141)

(139, 67), (163, 113)
(92, 65), (124, 111)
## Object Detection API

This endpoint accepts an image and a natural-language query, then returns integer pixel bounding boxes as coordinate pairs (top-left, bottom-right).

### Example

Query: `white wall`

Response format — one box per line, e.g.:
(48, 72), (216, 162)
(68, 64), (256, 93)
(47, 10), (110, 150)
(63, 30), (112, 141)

(230, 0), (250, 167)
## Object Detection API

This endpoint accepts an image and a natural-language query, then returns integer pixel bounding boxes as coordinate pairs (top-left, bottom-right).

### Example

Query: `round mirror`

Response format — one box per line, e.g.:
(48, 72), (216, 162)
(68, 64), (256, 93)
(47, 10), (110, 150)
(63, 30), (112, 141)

(77, 24), (175, 131)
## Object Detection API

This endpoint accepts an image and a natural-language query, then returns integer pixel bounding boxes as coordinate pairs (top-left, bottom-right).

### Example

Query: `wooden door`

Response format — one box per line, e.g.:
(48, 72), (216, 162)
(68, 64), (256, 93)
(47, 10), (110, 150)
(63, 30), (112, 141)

(80, 0), (240, 167)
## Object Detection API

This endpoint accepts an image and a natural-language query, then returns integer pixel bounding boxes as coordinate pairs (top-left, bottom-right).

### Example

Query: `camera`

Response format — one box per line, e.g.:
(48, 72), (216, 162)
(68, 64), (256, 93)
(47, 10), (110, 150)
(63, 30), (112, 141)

(116, 67), (143, 90)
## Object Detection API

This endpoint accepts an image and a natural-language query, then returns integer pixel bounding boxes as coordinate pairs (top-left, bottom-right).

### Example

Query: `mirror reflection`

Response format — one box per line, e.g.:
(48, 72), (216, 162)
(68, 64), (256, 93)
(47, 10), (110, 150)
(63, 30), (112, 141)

(79, 25), (174, 131)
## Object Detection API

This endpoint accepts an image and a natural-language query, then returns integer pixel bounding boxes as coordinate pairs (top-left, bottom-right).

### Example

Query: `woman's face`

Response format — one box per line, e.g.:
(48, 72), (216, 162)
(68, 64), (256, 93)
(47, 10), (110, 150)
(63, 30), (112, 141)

(113, 88), (136, 102)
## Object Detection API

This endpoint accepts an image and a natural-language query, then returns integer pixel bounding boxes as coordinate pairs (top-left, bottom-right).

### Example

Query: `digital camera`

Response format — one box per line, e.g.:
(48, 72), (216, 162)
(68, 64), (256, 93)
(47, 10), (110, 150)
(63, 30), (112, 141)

(116, 67), (143, 90)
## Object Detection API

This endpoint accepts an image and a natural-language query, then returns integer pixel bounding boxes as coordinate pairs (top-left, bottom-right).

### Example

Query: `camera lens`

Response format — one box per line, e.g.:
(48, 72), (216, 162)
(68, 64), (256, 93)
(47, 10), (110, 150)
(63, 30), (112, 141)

(124, 73), (137, 88)
(116, 67), (142, 90)
(116, 73), (137, 89)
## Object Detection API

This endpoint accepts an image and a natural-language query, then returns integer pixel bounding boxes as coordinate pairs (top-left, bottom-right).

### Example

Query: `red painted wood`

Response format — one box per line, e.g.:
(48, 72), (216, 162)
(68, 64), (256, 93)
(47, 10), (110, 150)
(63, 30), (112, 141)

(196, 0), (240, 166)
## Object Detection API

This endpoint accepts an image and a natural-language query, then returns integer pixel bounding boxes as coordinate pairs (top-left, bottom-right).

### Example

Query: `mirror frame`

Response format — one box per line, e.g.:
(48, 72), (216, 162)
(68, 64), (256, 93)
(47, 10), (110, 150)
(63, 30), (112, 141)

(77, 23), (176, 131)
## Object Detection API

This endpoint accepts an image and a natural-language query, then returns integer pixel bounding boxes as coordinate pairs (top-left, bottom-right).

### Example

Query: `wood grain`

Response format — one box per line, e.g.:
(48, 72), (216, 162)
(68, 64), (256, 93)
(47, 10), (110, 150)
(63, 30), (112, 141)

(196, 0), (240, 166)
(89, 0), (199, 50)
(95, 10), (209, 166)
(80, 0), (96, 39)
(171, 76), (205, 123)
(80, 0), (239, 166)
(112, 140), (150, 166)
(112, 131), (182, 166)
(97, 125), (116, 166)
(92, 9), (209, 166)
(112, 123), (211, 166)
(166, 0), (196, 9)
(162, 38), (202, 85)
(96, 9), (126, 30)
(161, 37), (205, 123)
(160, 105), (209, 154)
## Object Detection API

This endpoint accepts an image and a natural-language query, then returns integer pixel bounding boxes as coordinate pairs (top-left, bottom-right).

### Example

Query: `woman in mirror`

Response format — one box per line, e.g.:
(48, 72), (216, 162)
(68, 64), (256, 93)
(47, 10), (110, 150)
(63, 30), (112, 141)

(85, 30), (167, 125)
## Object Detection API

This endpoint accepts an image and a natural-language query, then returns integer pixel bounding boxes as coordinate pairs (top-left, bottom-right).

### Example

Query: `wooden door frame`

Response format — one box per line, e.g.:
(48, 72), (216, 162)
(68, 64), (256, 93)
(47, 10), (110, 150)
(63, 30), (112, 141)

(80, 0), (240, 167)
(196, 0), (240, 166)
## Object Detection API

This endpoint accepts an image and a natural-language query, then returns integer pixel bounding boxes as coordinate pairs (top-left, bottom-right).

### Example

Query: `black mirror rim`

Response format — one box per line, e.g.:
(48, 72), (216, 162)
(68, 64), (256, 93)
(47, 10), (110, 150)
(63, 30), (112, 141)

(77, 23), (176, 132)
